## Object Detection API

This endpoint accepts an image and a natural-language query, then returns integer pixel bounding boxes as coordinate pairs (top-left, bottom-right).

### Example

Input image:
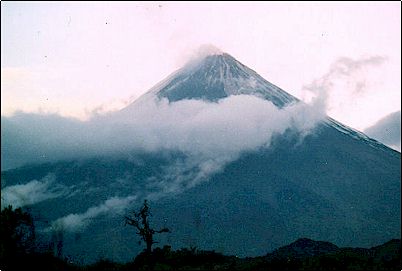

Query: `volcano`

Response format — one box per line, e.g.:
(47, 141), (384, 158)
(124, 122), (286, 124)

(1, 51), (400, 263)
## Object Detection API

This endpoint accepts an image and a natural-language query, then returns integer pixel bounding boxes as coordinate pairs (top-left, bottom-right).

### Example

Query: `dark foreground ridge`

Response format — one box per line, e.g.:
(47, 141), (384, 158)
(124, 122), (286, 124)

(1, 204), (400, 270)
(2, 237), (400, 270)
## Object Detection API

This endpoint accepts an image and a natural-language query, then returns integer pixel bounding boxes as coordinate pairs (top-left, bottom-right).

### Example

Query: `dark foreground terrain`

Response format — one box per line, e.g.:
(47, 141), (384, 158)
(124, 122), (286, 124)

(2, 237), (400, 270)
(1, 205), (401, 270)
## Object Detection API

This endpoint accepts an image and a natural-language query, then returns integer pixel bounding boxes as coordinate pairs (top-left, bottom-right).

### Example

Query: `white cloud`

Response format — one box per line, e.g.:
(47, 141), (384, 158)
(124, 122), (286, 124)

(1, 174), (68, 208)
(103, 95), (323, 155)
(101, 95), (326, 196)
(302, 56), (387, 107)
(2, 94), (325, 173)
(364, 111), (401, 152)
(49, 195), (137, 232)
(1, 93), (328, 210)
(302, 56), (396, 131)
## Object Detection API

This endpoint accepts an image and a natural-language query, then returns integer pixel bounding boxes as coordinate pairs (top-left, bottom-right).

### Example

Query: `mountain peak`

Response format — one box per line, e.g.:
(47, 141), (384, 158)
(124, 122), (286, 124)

(193, 44), (224, 58)
(149, 50), (298, 107)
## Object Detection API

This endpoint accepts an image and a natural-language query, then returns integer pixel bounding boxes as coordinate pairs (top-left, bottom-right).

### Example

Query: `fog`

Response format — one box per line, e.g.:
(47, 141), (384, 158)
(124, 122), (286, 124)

(48, 195), (137, 232)
(1, 174), (68, 208)
(1, 94), (325, 172)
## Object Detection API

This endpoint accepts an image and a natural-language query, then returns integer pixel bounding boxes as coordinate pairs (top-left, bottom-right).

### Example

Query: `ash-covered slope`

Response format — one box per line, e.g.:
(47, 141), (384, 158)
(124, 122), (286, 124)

(154, 53), (298, 107)
(123, 52), (297, 111)
(1, 50), (400, 263)
(151, 122), (400, 257)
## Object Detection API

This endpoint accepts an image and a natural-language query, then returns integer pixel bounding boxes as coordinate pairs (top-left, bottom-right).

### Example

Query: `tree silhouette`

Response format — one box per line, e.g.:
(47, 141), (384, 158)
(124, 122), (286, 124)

(125, 200), (169, 254)
(0, 205), (35, 268)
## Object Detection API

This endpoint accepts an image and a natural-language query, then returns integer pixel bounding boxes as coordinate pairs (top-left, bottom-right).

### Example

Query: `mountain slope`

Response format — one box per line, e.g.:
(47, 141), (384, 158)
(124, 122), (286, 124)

(123, 52), (298, 111)
(1, 50), (400, 263)
(155, 53), (298, 107)
(150, 122), (400, 256)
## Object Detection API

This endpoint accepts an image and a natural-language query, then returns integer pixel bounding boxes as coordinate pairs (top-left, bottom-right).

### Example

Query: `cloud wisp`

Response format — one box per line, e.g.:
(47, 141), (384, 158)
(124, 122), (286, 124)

(48, 195), (137, 233)
(1, 174), (69, 208)
(302, 56), (388, 115)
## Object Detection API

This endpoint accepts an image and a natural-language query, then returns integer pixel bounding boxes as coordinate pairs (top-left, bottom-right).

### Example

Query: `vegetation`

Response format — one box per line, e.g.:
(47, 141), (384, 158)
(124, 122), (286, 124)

(1, 205), (35, 269)
(1, 204), (400, 270)
(125, 200), (170, 254)
(0, 205), (76, 271)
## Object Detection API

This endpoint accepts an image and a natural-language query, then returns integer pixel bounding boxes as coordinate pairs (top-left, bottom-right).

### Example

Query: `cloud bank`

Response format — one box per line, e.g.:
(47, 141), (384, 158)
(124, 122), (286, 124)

(0, 87), (337, 232)
(2, 94), (325, 171)
(1, 174), (68, 208)
(2, 92), (327, 234)
(2, 94), (326, 232)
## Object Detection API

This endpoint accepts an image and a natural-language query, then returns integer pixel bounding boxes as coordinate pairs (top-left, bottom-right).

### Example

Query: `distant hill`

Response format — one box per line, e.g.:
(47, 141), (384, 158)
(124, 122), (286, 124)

(267, 238), (340, 260)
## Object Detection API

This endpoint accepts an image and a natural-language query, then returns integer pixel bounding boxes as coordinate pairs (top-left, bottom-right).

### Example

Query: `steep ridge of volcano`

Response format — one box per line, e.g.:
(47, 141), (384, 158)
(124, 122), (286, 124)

(154, 53), (298, 106)
(120, 52), (298, 114)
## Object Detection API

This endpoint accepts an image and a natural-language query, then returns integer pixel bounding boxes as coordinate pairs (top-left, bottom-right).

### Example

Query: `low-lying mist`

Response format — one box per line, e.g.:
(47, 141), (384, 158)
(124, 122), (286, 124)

(1, 94), (325, 171)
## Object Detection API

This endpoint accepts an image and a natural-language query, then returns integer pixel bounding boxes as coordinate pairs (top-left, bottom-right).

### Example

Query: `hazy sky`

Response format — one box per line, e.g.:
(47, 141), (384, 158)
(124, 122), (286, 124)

(1, 1), (401, 131)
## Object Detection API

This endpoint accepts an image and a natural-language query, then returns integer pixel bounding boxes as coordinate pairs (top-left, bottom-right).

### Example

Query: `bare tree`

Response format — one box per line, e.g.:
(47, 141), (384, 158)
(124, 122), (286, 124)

(125, 200), (169, 254)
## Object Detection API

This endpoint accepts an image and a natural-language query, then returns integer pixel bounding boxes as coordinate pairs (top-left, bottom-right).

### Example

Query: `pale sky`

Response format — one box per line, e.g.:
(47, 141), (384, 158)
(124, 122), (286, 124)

(1, 1), (401, 131)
